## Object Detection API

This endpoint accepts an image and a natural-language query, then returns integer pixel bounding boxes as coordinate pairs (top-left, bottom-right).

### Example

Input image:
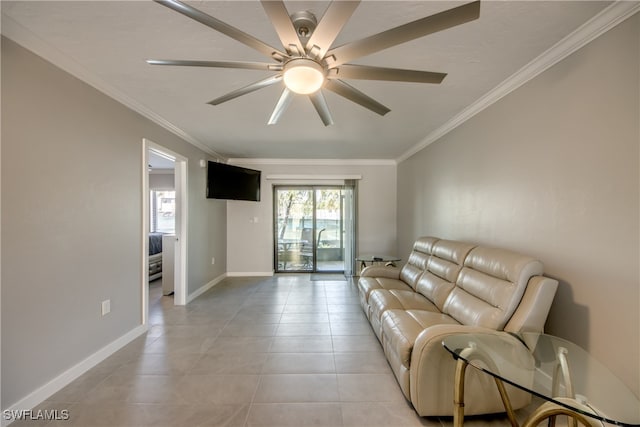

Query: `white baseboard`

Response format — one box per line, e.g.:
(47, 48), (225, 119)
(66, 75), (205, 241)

(2, 324), (147, 427)
(186, 273), (227, 303)
(226, 271), (274, 277)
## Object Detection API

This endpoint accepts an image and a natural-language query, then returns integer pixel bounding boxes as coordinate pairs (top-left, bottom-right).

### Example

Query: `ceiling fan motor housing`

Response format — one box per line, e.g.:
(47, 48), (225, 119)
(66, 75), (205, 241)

(290, 10), (317, 42)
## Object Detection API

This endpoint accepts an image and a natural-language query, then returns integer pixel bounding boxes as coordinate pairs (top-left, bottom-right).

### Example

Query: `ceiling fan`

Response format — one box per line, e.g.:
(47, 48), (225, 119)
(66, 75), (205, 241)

(147, 0), (480, 126)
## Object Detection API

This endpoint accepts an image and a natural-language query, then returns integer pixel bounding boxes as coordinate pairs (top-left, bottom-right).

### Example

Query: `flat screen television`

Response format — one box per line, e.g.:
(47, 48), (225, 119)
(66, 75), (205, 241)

(206, 161), (261, 202)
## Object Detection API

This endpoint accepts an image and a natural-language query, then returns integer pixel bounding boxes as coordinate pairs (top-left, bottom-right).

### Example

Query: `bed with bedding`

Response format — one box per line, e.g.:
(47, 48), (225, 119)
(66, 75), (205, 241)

(149, 232), (163, 281)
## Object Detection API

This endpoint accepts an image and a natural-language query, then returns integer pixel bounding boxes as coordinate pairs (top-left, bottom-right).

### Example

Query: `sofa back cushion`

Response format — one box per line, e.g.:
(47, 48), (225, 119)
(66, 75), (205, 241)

(443, 246), (544, 330)
(415, 240), (476, 311)
(400, 237), (439, 290)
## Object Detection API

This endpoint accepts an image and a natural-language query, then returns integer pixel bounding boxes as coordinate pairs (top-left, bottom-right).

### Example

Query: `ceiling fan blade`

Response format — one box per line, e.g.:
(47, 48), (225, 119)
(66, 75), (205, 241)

(325, 0), (480, 67)
(330, 64), (446, 84)
(268, 88), (294, 125)
(147, 59), (283, 71)
(208, 74), (282, 105)
(324, 79), (390, 116)
(309, 91), (334, 126)
(154, 0), (288, 61)
(305, 1), (360, 59)
(261, 1), (305, 56)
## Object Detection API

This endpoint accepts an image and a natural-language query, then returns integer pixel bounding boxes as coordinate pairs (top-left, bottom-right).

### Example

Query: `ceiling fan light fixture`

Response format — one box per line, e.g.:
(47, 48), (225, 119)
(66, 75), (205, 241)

(283, 59), (325, 95)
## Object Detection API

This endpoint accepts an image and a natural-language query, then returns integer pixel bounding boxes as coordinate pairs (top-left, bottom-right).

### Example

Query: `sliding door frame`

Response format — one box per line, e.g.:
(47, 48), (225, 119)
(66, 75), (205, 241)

(273, 185), (351, 274)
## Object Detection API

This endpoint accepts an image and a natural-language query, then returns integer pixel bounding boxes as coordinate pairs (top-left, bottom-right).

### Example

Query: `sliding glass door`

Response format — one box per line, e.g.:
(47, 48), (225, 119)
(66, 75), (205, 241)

(274, 186), (355, 273)
(274, 188), (314, 272)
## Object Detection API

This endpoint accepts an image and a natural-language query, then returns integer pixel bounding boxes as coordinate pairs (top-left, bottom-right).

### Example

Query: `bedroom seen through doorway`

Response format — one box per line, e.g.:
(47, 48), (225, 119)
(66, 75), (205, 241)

(142, 138), (188, 329)
(148, 150), (175, 301)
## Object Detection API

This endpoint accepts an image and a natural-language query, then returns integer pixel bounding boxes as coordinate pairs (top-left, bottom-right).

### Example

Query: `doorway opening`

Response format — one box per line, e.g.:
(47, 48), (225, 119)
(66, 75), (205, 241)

(142, 139), (188, 326)
(274, 185), (355, 274)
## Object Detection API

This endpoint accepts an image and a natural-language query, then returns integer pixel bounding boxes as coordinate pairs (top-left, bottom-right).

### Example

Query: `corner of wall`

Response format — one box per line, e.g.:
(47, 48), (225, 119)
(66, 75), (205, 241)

(2, 325), (147, 424)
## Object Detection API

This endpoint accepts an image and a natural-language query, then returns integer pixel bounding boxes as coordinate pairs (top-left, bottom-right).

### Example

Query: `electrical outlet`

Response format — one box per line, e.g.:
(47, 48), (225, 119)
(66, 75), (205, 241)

(211, 257), (216, 265)
(101, 299), (111, 316)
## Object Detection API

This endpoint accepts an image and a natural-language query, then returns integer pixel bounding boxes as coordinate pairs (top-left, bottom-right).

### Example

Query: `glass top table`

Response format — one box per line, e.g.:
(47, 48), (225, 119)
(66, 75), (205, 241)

(442, 332), (640, 427)
(355, 254), (401, 270)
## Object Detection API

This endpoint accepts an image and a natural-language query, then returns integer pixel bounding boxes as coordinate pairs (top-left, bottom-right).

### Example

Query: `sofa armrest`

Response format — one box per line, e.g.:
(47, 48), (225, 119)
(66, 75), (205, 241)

(504, 276), (558, 334)
(360, 265), (401, 279)
(409, 325), (532, 416)
(411, 324), (502, 368)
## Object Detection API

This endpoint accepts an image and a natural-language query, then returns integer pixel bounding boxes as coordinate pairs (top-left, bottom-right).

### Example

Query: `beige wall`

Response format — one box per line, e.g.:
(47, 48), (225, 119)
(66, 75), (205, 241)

(397, 15), (639, 394)
(1, 38), (227, 407)
(149, 172), (174, 190)
(226, 161), (397, 274)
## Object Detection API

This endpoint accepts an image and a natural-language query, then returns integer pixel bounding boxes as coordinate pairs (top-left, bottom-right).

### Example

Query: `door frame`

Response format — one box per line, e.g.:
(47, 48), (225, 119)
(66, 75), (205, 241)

(141, 139), (188, 325)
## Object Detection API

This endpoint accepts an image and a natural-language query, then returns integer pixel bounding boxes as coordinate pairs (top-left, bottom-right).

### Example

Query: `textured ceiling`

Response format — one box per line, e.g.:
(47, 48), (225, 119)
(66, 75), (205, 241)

(2, 1), (611, 160)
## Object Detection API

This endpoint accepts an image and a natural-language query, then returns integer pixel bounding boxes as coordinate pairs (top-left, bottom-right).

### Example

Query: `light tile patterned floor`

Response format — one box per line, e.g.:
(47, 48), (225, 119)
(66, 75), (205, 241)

(13, 275), (537, 426)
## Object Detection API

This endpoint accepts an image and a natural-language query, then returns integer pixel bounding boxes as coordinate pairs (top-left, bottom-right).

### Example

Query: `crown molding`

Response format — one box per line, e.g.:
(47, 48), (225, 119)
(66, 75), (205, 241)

(227, 158), (397, 166)
(265, 174), (362, 180)
(1, 14), (226, 162)
(396, 1), (640, 164)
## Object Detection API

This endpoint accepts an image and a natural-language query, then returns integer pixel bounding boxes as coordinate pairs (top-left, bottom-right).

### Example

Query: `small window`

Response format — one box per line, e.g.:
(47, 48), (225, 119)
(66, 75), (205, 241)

(150, 190), (175, 233)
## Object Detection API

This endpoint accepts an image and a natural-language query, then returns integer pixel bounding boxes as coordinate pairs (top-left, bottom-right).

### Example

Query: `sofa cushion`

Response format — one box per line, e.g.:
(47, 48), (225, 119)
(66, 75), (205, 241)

(369, 289), (439, 323)
(381, 309), (460, 369)
(359, 277), (414, 298)
(368, 288), (440, 344)
(399, 236), (439, 290)
(358, 236), (439, 311)
(443, 246), (544, 330)
(367, 239), (475, 330)
(415, 239), (476, 310)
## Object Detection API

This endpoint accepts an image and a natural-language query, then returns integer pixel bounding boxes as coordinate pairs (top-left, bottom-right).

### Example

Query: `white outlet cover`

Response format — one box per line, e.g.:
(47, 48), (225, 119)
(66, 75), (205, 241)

(101, 300), (111, 316)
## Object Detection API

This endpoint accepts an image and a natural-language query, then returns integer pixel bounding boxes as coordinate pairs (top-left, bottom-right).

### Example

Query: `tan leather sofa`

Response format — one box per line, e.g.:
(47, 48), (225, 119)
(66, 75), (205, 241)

(358, 236), (558, 417)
